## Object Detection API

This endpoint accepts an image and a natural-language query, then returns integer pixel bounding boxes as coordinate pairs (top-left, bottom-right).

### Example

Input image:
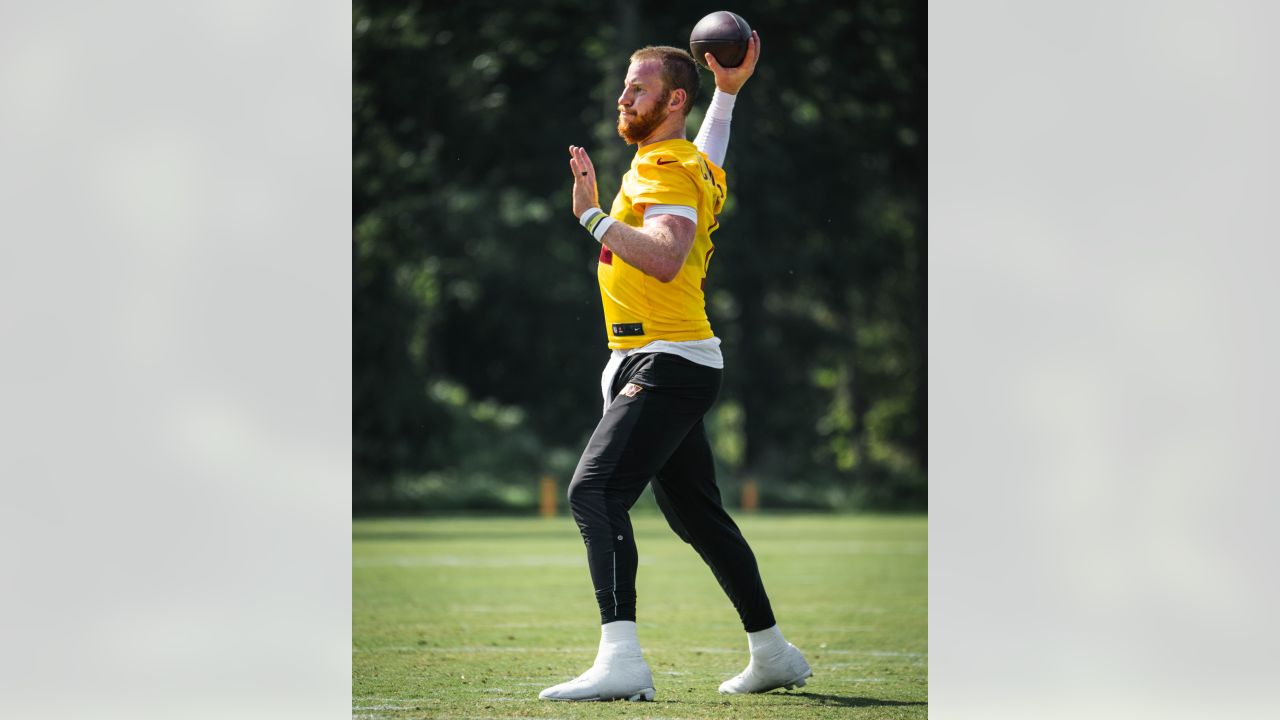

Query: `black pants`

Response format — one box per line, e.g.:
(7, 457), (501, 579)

(567, 351), (776, 632)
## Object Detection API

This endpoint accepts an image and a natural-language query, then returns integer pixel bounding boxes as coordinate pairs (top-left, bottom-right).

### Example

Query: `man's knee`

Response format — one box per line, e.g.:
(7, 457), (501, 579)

(566, 475), (586, 512)
(567, 471), (605, 519)
(654, 490), (695, 545)
(662, 513), (695, 545)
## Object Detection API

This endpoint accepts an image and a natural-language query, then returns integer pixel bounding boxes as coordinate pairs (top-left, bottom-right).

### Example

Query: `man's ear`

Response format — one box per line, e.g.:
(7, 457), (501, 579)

(669, 88), (687, 112)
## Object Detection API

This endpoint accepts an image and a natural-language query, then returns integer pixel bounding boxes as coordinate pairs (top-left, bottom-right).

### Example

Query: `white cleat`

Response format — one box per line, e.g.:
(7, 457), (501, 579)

(538, 653), (656, 702)
(718, 642), (813, 694)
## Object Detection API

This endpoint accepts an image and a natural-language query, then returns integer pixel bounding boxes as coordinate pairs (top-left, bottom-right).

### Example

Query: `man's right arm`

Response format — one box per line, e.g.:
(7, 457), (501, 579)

(694, 31), (761, 167)
(693, 90), (736, 168)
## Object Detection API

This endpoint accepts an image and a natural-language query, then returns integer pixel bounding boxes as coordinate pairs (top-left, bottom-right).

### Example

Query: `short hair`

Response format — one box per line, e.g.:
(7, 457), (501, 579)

(629, 45), (700, 115)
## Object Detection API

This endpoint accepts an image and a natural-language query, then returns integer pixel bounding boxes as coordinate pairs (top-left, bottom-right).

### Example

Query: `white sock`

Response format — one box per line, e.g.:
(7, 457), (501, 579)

(598, 620), (641, 658)
(746, 624), (787, 658)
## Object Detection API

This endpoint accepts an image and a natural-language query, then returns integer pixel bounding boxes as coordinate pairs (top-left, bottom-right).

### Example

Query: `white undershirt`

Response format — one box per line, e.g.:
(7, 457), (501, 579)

(600, 90), (736, 399)
(599, 338), (724, 413)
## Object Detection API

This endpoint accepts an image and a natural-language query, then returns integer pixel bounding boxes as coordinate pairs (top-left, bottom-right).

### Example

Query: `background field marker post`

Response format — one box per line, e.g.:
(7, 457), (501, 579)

(742, 477), (759, 512)
(539, 475), (557, 518)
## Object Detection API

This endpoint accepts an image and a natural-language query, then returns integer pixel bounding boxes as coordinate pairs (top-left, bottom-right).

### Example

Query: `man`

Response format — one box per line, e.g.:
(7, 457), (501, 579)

(539, 34), (812, 703)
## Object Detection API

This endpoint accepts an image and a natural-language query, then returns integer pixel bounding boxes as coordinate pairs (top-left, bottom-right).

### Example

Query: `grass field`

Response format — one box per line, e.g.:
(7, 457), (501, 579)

(353, 513), (927, 719)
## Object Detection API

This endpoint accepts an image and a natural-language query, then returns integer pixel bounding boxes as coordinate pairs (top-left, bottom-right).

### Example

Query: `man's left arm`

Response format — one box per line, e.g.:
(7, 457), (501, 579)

(568, 145), (695, 283)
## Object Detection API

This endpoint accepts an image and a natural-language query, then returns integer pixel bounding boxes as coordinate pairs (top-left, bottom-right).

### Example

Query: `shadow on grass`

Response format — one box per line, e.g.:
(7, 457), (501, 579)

(777, 691), (926, 708)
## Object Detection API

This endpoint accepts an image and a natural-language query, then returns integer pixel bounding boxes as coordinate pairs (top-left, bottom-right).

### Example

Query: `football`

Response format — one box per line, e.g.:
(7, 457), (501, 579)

(689, 11), (752, 69)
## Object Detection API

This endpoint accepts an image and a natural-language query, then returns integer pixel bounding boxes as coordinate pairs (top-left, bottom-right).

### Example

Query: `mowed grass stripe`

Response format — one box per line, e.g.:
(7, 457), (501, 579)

(354, 514), (926, 719)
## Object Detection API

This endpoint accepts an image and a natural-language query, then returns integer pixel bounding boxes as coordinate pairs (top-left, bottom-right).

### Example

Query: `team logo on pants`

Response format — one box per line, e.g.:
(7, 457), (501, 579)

(620, 382), (643, 397)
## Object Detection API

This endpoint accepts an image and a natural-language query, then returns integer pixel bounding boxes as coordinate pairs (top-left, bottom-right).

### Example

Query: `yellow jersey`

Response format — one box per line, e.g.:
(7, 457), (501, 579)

(597, 138), (727, 349)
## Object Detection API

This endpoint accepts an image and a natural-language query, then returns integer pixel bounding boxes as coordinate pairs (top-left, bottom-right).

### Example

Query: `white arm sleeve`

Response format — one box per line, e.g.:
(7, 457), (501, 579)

(692, 89), (737, 168)
(643, 204), (698, 223)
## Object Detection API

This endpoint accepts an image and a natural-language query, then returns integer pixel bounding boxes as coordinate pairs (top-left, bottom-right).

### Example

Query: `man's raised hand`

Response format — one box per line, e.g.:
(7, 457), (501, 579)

(568, 145), (600, 218)
(704, 31), (761, 95)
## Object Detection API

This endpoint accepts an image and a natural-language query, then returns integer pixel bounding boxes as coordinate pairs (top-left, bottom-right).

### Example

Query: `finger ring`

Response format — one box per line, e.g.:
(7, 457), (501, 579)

(581, 171), (588, 176)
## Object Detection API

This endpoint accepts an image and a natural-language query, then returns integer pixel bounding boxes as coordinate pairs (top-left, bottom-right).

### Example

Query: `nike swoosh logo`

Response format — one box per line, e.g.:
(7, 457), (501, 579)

(656, 158), (677, 165)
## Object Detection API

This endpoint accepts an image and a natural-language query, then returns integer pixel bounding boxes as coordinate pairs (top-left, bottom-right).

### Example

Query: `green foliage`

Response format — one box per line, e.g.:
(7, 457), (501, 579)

(354, 0), (925, 511)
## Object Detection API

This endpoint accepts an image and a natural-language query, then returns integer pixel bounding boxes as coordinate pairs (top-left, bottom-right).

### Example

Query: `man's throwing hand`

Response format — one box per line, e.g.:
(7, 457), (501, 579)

(704, 30), (761, 95)
(568, 145), (600, 218)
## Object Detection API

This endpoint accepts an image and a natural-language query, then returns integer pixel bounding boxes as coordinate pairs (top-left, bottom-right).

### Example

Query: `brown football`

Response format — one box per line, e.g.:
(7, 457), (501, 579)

(689, 11), (752, 69)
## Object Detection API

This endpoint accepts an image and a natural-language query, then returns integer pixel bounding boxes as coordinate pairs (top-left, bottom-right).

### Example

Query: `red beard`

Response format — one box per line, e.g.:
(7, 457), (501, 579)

(616, 89), (672, 144)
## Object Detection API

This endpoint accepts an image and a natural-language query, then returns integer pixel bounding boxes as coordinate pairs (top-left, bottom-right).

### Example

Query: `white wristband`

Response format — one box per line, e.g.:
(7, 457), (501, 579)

(579, 208), (617, 243)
